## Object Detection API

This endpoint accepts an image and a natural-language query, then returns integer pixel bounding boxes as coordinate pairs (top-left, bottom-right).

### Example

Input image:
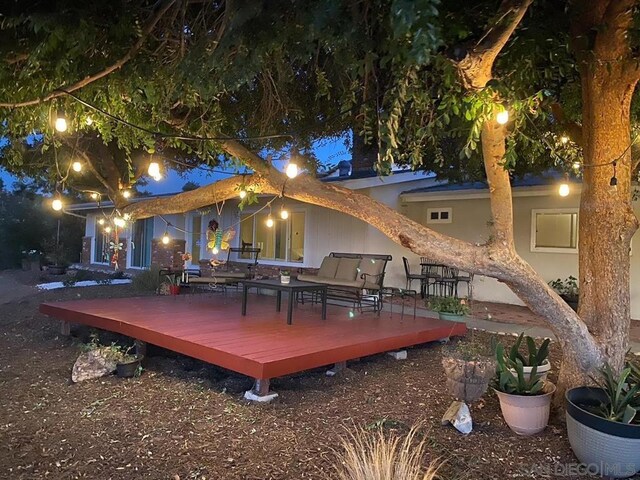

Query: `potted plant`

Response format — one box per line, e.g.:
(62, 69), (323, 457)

(46, 244), (68, 275)
(500, 333), (551, 382)
(549, 276), (579, 311)
(111, 345), (144, 378)
(565, 362), (640, 478)
(165, 274), (181, 295)
(427, 296), (470, 321)
(493, 342), (556, 435)
(280, 269), (291, 284)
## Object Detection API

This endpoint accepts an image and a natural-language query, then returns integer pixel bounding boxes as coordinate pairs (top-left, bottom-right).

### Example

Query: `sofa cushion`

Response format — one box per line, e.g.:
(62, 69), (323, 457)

(335, 258), (361, 281)
(358, 258), (385, 284)
(317, 256), (340, 278)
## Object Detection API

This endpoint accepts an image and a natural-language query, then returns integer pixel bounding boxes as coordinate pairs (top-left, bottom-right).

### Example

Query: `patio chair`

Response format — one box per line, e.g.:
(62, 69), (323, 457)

(455, 271), (474, 300)
(420, 259), (443, 298)
(435, 266), (460, 297)
(402, 257), (428, 297)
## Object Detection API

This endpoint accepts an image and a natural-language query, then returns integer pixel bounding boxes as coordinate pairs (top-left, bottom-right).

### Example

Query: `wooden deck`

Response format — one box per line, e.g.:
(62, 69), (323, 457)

(40, 295), (466, 389)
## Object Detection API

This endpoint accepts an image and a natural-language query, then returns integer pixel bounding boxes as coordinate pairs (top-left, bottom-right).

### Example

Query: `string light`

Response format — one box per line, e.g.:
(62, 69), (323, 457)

(72, 161), (82, 172)
(51, 197), (63, 211)
(54, 110), (68, 132)
(610, 161), (618, 192)
(97, 218), (105, 225)
(161, 231), (170, 245)
(239, 187), (247, 199)
(85, 116), (93, 126)
(90, 192), (99, 200)
(212, 246), (219, 254)
(496, 108), (509, 125)
(280, 205), (289, 219)
(113, 217), (126, 228)
(560, 135), (569, 144)
(123, 213), (131, 220)
(122, 189), (132, 199)
(558, 174), (570, 197)
(285, 162), (299, 179)
(572, 161), (581, 171)
(104, 226), (112, 233)
(266, 215), (274, 228)
(148, 161), (162, 181)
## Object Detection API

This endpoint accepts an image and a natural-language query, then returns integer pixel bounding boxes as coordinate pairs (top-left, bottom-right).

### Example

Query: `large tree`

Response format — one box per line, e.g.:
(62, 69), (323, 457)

(1, 0), (639, 399)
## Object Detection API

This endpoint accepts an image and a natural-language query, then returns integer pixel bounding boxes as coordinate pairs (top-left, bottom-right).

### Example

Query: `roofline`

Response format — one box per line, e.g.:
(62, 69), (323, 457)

(330, 170), (436, 189)
(400, 184), (583, 202)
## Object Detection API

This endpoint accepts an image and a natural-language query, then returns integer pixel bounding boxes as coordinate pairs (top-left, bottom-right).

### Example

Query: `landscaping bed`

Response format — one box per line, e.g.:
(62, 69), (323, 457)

(0, 284), (594, 479)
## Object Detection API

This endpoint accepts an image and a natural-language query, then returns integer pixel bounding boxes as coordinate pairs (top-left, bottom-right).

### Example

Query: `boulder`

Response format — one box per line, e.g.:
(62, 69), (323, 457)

(71, 349), (117, 382)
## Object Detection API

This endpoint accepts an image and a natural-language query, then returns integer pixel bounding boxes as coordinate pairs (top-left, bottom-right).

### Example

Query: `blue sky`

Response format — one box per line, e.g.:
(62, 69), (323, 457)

(1, 136), (350, 195)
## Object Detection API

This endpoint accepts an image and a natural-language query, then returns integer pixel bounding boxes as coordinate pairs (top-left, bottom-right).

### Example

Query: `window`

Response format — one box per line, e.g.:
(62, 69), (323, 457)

(240, 211), (305, 263)
(426, 208), (452, 224)
(94, 222), (110, 264)
(531, 209), (578, 253)
(189, 215), (202, 263)
(131, 218), (154, 267)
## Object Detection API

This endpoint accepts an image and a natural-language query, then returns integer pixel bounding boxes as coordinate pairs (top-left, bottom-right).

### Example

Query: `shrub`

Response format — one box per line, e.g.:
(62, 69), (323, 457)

(427, 296), (470, 316)
(132, 265), (163, 292)
(333, 425), (441, 480)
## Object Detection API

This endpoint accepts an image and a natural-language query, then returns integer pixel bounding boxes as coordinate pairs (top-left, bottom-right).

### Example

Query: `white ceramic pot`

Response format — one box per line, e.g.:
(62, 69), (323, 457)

(510, 359), (551, 382)
(280, 275), (291, 284)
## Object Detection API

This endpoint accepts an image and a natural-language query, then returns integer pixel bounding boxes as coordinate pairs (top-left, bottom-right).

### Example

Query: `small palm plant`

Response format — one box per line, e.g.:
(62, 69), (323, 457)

(587, 364), (639, 424)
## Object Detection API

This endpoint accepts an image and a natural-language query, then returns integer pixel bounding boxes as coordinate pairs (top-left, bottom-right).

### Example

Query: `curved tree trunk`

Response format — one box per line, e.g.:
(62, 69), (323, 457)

(578, 69), (639, 372)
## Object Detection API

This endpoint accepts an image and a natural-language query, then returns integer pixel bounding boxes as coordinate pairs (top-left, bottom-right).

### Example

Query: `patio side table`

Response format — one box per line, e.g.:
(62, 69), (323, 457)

(242, 278), (328, 325)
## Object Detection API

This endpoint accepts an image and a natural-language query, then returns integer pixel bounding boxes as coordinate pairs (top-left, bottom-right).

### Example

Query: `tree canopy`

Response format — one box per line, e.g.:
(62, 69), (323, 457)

(0, 0), (593, 191)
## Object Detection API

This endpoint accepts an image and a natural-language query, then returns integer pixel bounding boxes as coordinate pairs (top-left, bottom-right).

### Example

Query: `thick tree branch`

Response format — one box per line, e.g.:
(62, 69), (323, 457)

(0, 0), (177, 109)
(457, 0), (534, 89)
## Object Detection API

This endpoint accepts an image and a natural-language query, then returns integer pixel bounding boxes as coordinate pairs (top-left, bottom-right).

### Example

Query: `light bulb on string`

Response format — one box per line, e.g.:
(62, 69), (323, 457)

(266, 215), (274, 228)
(54, 110), (68, 132)
(161, 231), (170, 245)
(123, 213), (131, 220)
(558, 174), (570, 197)
(90, 192), (99, 200)
(51, 197), (63, 211)
(104, 226), (112, 233)
(280, 206), (289, 219)
(85, 116), (93, 126)
(560, 135), (569, 145)
(72, 161), (82, 172)
(572, 161), (581, 171)
(285, 162), (299, 179)
(122, 189), (132, 199)
(610, 161), (618, 192)
(97, 218), (105, 225)
(148, 161), (161, 180)
(212, 246), (219, 255)
(113, 217), (126, 228)
(239, 187), (247, 199)
(496, 108), (509, 125)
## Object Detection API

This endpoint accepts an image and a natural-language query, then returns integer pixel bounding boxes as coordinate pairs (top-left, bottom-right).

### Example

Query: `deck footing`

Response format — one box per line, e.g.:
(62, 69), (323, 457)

(326, 361), (347, 376)
(245, 379), (278, 403)
(387, 350), (407, 360)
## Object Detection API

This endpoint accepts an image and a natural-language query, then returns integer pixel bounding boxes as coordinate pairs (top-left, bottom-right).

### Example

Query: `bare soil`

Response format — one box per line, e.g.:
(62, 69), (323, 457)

(0, 282), (617, 480)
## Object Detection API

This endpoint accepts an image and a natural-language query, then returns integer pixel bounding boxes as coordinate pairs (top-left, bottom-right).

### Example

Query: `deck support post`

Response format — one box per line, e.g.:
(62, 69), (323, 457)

(387, 350), (408, 360)
(244, 378), (278, 403)
(326, 360), (347, 377)
(60, 321), (71, 336)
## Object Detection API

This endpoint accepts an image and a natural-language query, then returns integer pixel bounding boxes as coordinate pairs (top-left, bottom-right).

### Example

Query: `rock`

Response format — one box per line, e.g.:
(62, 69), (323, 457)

(71, 349), (117, 382)
(387, 350), (407, 360)
(441, 400), (473, 435)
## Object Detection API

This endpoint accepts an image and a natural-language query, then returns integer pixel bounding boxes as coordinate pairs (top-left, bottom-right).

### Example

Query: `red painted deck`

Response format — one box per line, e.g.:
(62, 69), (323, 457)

(40, 295), (466, 380)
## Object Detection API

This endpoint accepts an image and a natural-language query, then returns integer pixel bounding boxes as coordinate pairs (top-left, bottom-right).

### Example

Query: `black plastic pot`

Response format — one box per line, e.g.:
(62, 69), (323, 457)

(565, 387), (640, 478)
(560, 294), (578, 312)
(116, 356), (143, 378)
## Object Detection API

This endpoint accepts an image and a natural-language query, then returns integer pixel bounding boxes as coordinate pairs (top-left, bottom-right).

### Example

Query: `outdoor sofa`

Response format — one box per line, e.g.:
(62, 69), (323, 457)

(297, 252), (392, 311)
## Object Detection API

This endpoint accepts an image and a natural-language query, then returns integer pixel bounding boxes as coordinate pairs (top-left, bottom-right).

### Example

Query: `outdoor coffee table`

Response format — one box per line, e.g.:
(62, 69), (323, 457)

(241, 278), (327, 325)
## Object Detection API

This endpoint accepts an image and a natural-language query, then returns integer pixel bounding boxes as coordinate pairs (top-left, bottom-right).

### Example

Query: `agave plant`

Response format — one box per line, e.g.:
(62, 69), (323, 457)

(495, 344), (545, 395)
(588, 364), (639, 424)
(503, 333), (550, 368)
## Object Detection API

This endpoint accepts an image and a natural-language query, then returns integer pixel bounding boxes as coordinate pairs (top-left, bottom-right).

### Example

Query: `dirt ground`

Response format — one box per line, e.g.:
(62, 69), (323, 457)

(0, 279), (627, 480)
